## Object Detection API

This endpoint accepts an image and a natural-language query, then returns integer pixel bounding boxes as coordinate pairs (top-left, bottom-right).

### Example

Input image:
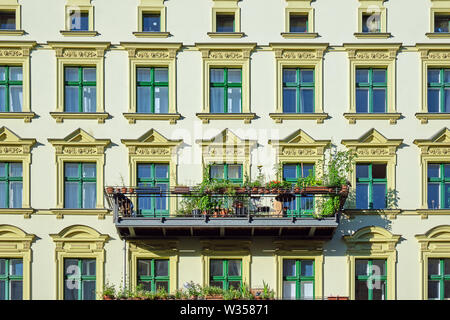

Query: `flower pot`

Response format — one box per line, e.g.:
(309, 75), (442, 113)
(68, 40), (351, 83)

(103, 295), (114, 300)
(294, 187), (301, 194)
(251, 187), (259, 193)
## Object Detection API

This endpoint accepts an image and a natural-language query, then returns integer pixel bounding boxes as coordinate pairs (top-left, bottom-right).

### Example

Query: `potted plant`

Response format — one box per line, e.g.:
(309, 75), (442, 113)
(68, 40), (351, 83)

(260, 281), (275, 300)
(102, 283), (116, 300)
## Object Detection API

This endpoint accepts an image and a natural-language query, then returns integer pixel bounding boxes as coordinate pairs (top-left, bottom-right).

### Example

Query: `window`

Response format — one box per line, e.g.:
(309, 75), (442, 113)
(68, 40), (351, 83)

(428, 258), (450, 300)
(355, 259), (387, 300)
(209, 259), (242, 290)
(283, 164), (314, 217)
(0, 11), (15, 30)
(69, 10), (89, 31)
(137, 163), (169, 217)
(210, 68), (242, 113)
(289, 14), (308, 33)
(64, 163), (96, 209)
(282, 259), (314, 300)
(356, 68), (387, 113)
(362, 13), (381, 33)
(216, 14), (234, 32)
(427, 163), (450, 209)
(356, 163), (387, 210)
(64, 258), (96, 300)
(136, 67), (168, 114)
(427, 69), (450, 113)
(0, 258), (22, 300)
(0, 66), (22, 112)
(210, 164), (242, 184)
(0, 162), (22, 209)
(64, 67), (96, 113)
(283, 68), (314, 113)
(435, 15), (450, 33)
(137, 259), (169, 292)
(142, 13), (161, 32)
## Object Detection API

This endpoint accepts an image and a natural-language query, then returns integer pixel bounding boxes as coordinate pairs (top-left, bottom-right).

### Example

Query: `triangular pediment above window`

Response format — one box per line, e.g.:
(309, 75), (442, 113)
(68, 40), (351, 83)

(268, 129), (330, 159)
(121, 129), (182, 147)
(414, 128), (450, 146)
(48, 128), (111, 155)
(0, 127), (36, 154)
(342, 129), (402, 148)
(269, 129), (330, 147)
(196, 129), (256, 148)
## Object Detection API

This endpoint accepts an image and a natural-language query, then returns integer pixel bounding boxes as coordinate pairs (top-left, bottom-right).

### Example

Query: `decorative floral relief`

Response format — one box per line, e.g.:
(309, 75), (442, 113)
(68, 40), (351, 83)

(62, 147), (98, 155)
(428, 52), (450, 60)
(356, 148), (390, 156)
(135, 147), (170, 155)
(355, 52), (389, 60)
(63, 50), (98, 58)
(136, 50), (169, 59)
(209, 51), (243, 59)
(0, 146), (23, 154)
(281, 148), (317, 156)
(428, 148), (450, 155)
(0, 49), (23, 57)
(281, 51), (316, 60)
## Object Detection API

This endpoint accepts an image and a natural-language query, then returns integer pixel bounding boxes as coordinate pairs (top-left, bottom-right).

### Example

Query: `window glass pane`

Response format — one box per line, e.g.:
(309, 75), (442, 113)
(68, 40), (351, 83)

(0, 67), (5, 80)
(428, 69), (441, 83)
(10, 259), (22, 276)
(300, 196), (314, 211)
(428, 183), (440, 209)
(9, 67), (22, 81)
(155, 183), (167, 210)
(302, 164), (313, 178)
(210, 69), (224, 83)
(301, 281), (314, 300)
(210, 260), (223, 277)
(210, 281), (223, 289)
(373, 183), (386, 209)
(445, 89), (450, 113)
(9, 163), (22, 177)
(138, 164), (152, 179)
(356, 183), (369, 209)
(155, 260), (169, 277)
(227, 165), (242, 180)
(283, 165), (297, 180)
(143, 13), (160, 32)
(137, 86), (151, 113)
(444, 259), (450, 275)
(82, 86), (96, 112)
(83, 68), (96, 82)
(0, 182), (6, 208)
(0, 86), (5, 112)
(373, 69), (386, 83)
(137, 68), (151, 82)
(154, 87), (168, 113)
(228, 69), (241, 83)
(372, 280), (385, 300)
(11, 280), (22, 300)
(355, 280), (369, 300)
(445, 69), (450, 83)
(283, 281), (296, 300)
(356, 260), (369, 276)
(356, 88), (369, 113)
(372, 260), (386, 276)
(82, 182), (96, 209)
(356, 164), (369, 179)
(445, 281), (450, 299)
(373, 88), (386, 113)
(356, 69), (369, 83)
(0, 163), (5, 177)
(301, 260), (314, 277)
(445, 183), (450, 209)
(372, 164), (386, 179)
(428, 280), (440, 299)
(82, 259), (96, 276)
(64, 259), (79, 276)
(9, 85), (22, 112)
(300, 88), (314, 113)
(228, 260), (241, 276)
(428, 164), (440, 178)
(64, 279), (79, 300)
(65, 86), (79, 112)
(0, 259), (5, 275)
(289, 14), (307, 33)
(216, 14), (234, 32)
(82, 280), (96, 300)
(283, 69), (297, 83)
(70, 11), (89, 31)
(155, 165), (168, 179)
(65, 163), (79, 178)
(65, 182), (79, 208)
(138, 260), (151, 276)
(210, 165), (224, 180)
(0, 280), (4, 300)
(228, 281), (240, 290)
(0, 11), (15, 30)
(283, 259), (296, 277)
(283, 87), (297, 113)
(138, 281), (152, 292)
(9, 181), (22, 208)
(445, 164), (450, 178)
(435, 16), (450, 32)
(210, 87), (224, 113)
(300, 69), (314, 83)
(82, 163), (96, 178)
(428, 88), (440, 113)
(362, 14), (380, 32)
(227, 87), (241, 113)
(154, 68), (168, 82)
(155, 281), (169, 292)
(65, 68), (79, 82)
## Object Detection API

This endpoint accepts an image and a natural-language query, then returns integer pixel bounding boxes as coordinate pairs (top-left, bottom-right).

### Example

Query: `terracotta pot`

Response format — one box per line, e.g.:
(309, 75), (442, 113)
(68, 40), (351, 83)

(252, 187), (259, 193)
(106, 187), (114, 194)
(103, 295), (114, 300)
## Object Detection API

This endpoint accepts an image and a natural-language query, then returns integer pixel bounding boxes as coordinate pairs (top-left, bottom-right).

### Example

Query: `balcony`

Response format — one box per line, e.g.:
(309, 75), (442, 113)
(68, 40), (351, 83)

(105, 185), (349, 240)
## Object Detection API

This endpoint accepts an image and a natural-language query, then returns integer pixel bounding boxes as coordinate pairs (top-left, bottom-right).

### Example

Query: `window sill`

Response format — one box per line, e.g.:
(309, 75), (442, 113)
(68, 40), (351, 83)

(132, 31), (171, 38)
(59, 30), (99, 37)
(415, 112), (450, 124)
(0, 30), (25, 36)
(207, 32), (245, 38)
(344, 209), (401, 219)
(269, 113), (328, 124)
(416, 209), (450, 219)
(353, 32), (392, 39)
(425, 32), (450, 39)
(343, 113), (402, 124)
(196, 113), (256, 124)
(123, 113), (181, 124)
(0, 208), (34, 219)
(280, 32), (319, 39)
(0, 112), (35, 123)
(50, 112), (109, 123)
(50, 208), (110, 219)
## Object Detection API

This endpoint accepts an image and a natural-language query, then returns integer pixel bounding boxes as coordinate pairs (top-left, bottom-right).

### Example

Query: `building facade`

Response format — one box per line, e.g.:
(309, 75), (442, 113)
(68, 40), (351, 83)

(0, 0), (449, 300)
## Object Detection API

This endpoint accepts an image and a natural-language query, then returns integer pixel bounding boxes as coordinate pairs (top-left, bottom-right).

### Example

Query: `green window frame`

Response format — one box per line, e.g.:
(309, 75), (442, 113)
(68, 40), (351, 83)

(283, 163), (314, 217)
(427, 163), (450, 209)
(209, 164), (243, 185)
(282, 259), (315, 300)
(355, 259), (387, 300)
(136, 67), (169, 114)
(64, 66), (96, 113)
(427, 68), (450, 113)
(356, 68), (387, 113)
(0, 65), (23, 112)
(137, 259), (170, 293)
(64, 258), (96, 300)
(428, 258), (450, 300)
(209, 259), (242, 290)
(0, 258), (23, 300)
(0, 162), (22, 209)
(64, 162), (96, 209)
(137, 163), (169, 217)
(356, 163), (387, 210)
(283, 68), (315, 113)
(210, 68), (242, 113)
